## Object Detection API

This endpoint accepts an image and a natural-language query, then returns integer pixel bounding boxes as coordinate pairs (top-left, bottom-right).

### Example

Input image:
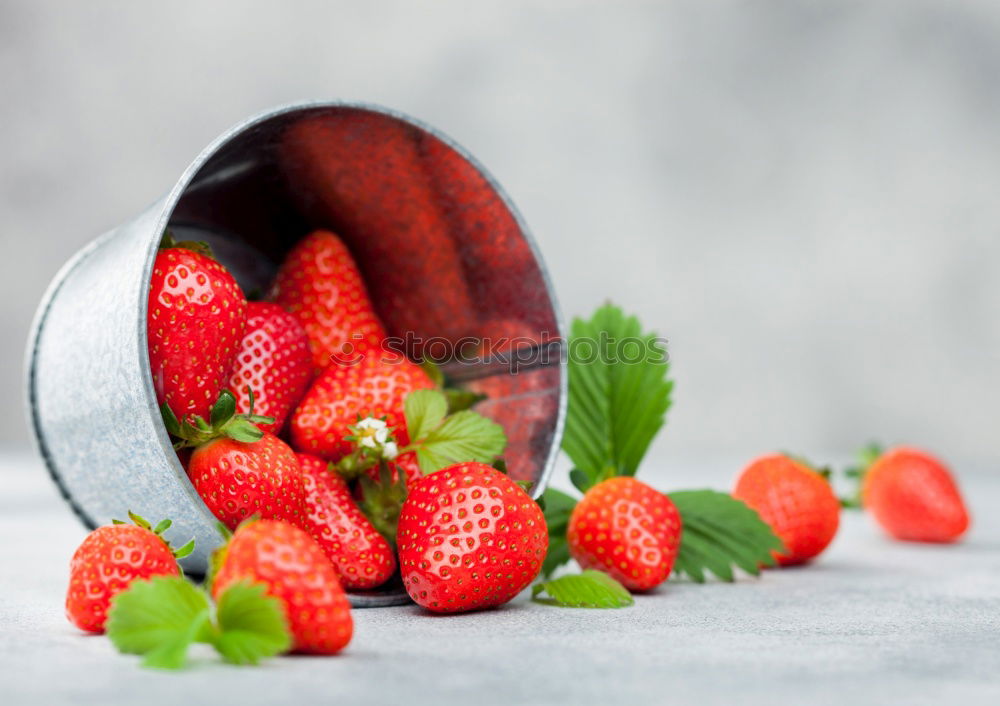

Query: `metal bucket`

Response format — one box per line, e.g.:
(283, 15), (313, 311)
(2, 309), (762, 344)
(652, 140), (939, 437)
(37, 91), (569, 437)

(25, 102), (566, 607)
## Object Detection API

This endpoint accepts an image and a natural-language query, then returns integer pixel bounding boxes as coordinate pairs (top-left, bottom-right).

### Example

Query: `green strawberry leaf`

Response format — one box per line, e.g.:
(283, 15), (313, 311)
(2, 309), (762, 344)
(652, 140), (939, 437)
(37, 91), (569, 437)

(539, 487), (578, 577)
(532, 570), (634, 608)
(542, 536), (572, 579)
(409, 404), (507, 474)
(212, 581), (292, 665)
(106, 577), (212, 669)
(569, 469), (592, 494)
(404, 389), (448, 443)
(561, 303), (672, 490)
(667, 490), (784, 583)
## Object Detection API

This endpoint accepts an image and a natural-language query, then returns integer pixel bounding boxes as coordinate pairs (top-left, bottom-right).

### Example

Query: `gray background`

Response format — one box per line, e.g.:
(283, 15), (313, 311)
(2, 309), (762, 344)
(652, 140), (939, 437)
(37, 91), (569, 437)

(3, 0), (999, 470)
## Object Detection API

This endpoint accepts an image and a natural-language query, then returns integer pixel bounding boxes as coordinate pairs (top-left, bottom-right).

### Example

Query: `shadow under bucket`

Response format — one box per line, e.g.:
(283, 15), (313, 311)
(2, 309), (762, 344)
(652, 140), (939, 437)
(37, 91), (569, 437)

(25, 102), (566, 607)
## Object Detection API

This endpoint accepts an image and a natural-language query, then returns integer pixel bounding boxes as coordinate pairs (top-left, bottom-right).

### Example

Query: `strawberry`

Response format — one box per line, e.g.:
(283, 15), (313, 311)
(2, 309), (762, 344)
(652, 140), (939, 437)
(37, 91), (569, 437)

(297, 453), (396, 590)
(270, 230), (387, 373)
(278, 113), (477, 358)
(289, 351), (434, 460)
(188, 432), (305, 530)
(225, 301), (313, 434)
(163, 389), (306, 530)
(418, 137), (545, 325)
(212, 519), (353, 654)
(396, 462), (548, 613)
(66, 512), (192, 633)
(567, 477), (682, 592)
(860, 446), (970, 543)
(148, 240), (247, 423)
(733, 454), (840, 566)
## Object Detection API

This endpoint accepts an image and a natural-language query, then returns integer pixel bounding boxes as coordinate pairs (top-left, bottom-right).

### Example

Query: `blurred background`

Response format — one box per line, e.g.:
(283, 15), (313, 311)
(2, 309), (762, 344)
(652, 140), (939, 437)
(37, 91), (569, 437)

(3, 0), (999, 471)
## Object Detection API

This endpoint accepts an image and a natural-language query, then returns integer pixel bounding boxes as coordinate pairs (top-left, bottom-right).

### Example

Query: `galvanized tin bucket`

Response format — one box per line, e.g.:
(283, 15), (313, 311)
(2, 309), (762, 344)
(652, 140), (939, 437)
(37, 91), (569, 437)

(25, 101), (565, 607)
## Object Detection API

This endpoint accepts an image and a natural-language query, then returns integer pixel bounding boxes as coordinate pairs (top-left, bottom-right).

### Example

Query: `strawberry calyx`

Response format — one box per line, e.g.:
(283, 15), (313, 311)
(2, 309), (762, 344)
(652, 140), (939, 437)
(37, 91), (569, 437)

(161, 388), (274, 450)
(491, 458), (537, 497)
(840, 442), (885, 509)
(419, 360), (485, 414)
(356, 459), (408, 547)
(111, 510), (195, 560)
(158, 229), (214, 259)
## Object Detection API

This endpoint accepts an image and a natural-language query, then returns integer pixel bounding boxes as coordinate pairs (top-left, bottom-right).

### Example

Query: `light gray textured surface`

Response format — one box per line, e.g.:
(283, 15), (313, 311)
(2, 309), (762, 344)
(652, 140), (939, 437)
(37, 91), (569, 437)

(4, 0), (1000, 462)
(3, 450), (998, 705)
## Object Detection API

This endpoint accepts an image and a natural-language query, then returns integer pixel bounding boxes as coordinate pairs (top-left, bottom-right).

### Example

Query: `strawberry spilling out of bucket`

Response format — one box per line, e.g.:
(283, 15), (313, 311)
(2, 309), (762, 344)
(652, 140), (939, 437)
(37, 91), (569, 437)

(55, 119), (971, 673)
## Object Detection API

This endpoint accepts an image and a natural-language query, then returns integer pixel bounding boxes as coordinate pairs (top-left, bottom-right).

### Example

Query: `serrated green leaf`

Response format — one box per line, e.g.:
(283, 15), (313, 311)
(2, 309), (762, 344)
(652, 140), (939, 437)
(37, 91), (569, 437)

(404, 389), (448, 443)
(541, 487), (577, 536)
(561, 304), (672, 485)
(542, 536), (572, 578)
(540, 487), (578, 577)
(106, 577), (211, 670)
(213, 581), (291, 665)
(668, 490), (784, 583)
(532, 570), (634, 608)
(414, 410), (507, 473)
(569, 469), (592, 493)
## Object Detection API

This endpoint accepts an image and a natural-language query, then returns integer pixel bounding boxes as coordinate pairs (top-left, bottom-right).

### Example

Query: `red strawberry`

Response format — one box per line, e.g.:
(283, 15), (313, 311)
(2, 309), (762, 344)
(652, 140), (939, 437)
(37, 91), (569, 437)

(733, 454), (840, 566)
(297, 453), (396, 590)
(567, 477), (681, 592)
(188, 432), (305, 530)
(419, 135), (558, 335)
(226, 301), (313, 434)
(278, 113), (477, 358)
(212, 519), (353, 654)
(66, 513), (190, 633)
(148, 243), (247, 423)
(861, 447), (970, 543)
(396, 462), (548, 613)
(270, 230), (387, 373)
(289, 352), (435, 460)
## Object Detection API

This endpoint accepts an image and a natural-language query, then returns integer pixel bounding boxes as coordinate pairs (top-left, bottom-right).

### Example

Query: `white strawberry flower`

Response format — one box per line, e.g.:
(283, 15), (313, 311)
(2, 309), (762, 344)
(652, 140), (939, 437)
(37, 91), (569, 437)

(354, 417), (396, 458)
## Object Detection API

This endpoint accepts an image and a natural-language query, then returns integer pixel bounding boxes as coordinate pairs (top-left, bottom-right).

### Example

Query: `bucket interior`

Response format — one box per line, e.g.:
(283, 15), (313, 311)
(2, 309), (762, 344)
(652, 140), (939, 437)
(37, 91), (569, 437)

(166, 106), (563, 486)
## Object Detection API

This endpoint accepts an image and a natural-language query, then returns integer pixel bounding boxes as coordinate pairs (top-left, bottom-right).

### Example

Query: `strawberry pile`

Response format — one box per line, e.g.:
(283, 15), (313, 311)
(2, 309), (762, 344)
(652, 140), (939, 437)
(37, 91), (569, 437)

(60, 232), (972, 668)
(151, 228), (525, 601)
(63, 227), (548, 667)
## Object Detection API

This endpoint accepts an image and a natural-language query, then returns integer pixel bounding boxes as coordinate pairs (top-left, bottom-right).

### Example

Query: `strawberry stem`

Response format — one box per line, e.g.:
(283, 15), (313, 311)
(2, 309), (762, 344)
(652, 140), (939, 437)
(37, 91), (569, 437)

(840, 442), (884, 509)
(356, 459), (408, 547)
